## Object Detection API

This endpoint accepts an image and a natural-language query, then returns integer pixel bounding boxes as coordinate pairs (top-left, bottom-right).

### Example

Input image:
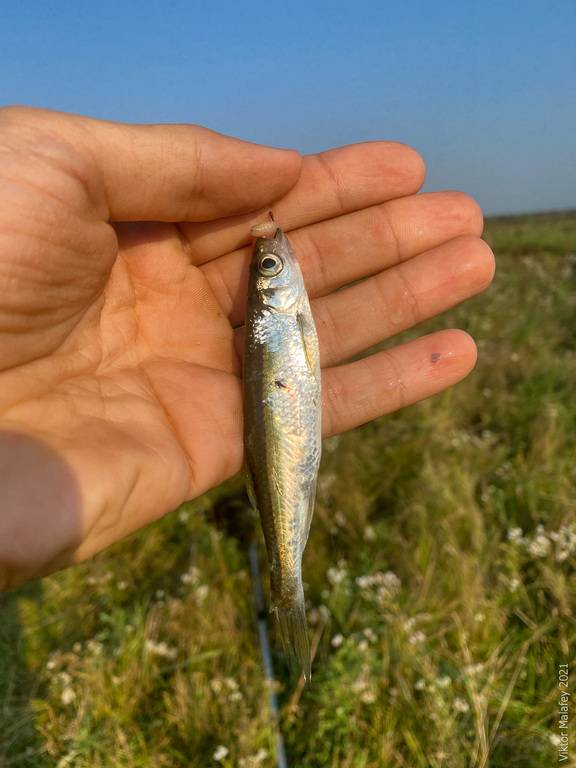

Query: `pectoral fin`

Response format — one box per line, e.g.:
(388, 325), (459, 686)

(300, 479), (317, 551)
(297, 309), (320, 381)
(244, 461), (258, 512)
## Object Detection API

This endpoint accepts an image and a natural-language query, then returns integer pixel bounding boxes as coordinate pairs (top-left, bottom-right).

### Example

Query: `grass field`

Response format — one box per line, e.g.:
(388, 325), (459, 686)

(1, 211), (575, 768)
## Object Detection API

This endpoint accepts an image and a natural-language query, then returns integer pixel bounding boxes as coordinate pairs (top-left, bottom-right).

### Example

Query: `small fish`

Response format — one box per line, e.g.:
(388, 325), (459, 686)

(243, 218), (321, 681)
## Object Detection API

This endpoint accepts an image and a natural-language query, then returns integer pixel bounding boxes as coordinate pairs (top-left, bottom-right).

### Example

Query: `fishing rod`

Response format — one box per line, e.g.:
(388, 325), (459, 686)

(248, 538), (288, 768)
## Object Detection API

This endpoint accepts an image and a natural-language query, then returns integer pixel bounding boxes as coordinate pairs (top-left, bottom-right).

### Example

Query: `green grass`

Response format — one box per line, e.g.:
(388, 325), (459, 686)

(2, 211), (576, 767)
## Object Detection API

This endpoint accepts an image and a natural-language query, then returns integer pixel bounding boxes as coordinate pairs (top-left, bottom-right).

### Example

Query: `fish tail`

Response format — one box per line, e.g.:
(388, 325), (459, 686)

(273, 592), (311, 682)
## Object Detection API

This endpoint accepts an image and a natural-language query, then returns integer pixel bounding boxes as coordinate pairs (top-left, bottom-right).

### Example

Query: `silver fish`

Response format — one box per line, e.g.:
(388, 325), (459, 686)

(243, 223), (321, 681)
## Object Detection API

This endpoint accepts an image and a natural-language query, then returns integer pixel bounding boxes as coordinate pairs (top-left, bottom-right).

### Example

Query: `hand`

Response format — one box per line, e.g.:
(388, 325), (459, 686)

(0, 107), (494, 588)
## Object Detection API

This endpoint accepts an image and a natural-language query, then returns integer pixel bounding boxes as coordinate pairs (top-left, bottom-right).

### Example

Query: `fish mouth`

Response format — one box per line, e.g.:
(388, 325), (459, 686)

(254, 228), (285, 256)
(258, 227), (282, 242)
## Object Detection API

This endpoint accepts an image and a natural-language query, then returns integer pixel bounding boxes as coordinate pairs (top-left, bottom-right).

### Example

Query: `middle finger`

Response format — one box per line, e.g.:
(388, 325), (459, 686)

(201, 190), (483, 326)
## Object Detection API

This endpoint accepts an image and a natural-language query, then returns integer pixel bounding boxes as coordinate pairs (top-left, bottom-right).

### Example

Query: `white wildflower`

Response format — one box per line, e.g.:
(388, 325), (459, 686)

(356, 575), (372, 590)
(331, 634), (344, 648)
(453, 697), (470, 713)
(46, 659), (58, 671)
(61, 686), (76, 705)
(145, 639), (177, 660)
(551, 524), (576, 562)
(213, 745), (229, 762)
(528, 534), (552, 558)
(327, 565), (347, 586)
(363, 627), (377, 643)
(363, 525), (377, 542)
(474, 612), (486, 623)
(118, 580), (128, 591)
(414, 678), (426, 691)
(224, 677), (239, 691)
(549, 733), (562, 746)
(508, 577), (521, 592)
(210, 678), (223, 694)
(178, 509), (189, 523)
(382, 572), (401, 590)
(352, 678), (368, 694)
(240, 748), (268, 767)
(86, 639), (103, 656)
(464, 663), (484, 676)
(228, 691), (243, 702)
(436, 675), (451, 688)
(403, 617), (416, 632)
(409, 631), (426, 645)
(155, 589), (165, 600)
(334, 510), (347, 527)
(196, 584), (209, 603)
(355, 571), (401, 597)
(357, 639), (369, 652)
(507, 527), (524, 544)
(360, 689), (377, 704)
(72, 642), (82, 653)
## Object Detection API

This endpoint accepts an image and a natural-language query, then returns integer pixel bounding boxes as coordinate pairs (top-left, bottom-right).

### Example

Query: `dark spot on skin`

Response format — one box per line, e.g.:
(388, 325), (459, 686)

(430, 352), (441, 363)
(275, 380), (287, 389)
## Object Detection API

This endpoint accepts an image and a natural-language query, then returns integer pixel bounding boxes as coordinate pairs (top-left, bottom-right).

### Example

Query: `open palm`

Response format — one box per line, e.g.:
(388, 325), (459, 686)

(0, 107), (494, 588)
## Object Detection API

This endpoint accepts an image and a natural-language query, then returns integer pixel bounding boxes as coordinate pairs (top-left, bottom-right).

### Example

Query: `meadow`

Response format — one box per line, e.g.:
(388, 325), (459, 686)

(1, 211), (575, 768)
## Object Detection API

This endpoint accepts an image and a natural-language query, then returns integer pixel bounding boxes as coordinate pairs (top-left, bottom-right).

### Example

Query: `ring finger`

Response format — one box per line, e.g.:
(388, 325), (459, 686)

(314, 234), (495, 366)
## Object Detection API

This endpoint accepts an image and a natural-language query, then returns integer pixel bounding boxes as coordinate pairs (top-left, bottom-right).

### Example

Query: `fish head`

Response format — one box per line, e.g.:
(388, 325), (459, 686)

(249, 228), (304, 313)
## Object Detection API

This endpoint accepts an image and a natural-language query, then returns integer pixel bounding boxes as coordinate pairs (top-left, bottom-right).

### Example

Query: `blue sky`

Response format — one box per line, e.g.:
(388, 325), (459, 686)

(1, 1), (574, 215)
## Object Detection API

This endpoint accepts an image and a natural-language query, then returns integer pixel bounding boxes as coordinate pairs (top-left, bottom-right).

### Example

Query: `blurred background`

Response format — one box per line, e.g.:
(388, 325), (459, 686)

(0, 2), (575, 767)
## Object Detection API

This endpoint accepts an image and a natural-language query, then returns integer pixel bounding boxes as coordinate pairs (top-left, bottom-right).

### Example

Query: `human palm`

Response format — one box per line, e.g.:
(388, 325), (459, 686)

(0, 107), (494, 588)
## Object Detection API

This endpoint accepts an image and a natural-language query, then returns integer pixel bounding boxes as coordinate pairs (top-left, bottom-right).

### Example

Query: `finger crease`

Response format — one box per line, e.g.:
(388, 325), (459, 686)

(392, 265), (421, 327)
(379, 349), (407, 409)
(314, 297), (341, 366)
(303, 229), (331, 296)
(317, 153), (347, 214)
(174, 222), (195, 262)
(378, 203), (403, 265)
(202, 261), (235, 319)
(138, 363), (198, 490)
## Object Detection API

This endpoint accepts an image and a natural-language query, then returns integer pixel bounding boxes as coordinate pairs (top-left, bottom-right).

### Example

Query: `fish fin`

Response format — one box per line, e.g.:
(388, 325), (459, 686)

(300, 479), (317, 551)
(297, 309), (320, 382)
(273, 595), (311, 683)
(244, 461), (258, 512)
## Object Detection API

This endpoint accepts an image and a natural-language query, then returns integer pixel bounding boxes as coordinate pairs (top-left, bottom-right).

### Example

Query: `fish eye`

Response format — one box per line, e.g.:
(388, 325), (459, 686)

(258, 253), (283, 277)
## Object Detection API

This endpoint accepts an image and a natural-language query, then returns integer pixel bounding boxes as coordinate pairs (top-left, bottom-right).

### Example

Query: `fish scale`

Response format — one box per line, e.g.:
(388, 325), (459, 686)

(243, 225), (321, 682)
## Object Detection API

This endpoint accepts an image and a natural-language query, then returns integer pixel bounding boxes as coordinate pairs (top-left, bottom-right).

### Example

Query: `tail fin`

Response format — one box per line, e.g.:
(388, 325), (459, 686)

(273, 598), (311, 682)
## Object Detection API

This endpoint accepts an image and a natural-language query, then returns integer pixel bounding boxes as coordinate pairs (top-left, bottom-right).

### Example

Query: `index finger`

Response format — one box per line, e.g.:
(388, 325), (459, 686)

(179, 141), (426, 263)
(0, 106), (302, 222)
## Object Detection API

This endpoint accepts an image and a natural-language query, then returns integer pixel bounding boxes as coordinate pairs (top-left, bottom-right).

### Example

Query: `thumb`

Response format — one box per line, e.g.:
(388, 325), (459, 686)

(0, 106), (302, 222)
